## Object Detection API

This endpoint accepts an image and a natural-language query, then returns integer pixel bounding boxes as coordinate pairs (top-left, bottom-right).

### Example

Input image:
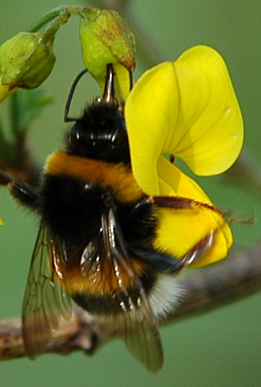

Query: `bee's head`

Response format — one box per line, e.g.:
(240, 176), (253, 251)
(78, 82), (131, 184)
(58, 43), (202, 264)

(68, 100), (130, 164)
(65, 65), (131, 164)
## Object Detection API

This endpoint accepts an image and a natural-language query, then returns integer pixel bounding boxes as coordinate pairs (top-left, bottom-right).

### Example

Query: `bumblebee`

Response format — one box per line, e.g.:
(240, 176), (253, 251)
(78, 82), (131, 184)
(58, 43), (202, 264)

(0, 64), (218, 372)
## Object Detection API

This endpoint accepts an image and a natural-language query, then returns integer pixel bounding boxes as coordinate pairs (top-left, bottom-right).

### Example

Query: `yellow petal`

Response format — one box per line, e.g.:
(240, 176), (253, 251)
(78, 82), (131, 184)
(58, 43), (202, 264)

(172, 46), (243, 176)
(125, 46), (243, 195)
(0, 217), (3, 225)
(97, 63), (131, 100)
(153, 156), (232, 267)
(125, 61), (179, 195)
(114, 63), (132, 101)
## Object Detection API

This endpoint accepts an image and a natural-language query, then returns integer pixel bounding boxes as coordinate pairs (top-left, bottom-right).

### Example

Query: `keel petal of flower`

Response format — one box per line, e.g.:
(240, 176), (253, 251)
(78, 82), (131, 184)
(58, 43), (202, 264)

(154, 156), (232, 267)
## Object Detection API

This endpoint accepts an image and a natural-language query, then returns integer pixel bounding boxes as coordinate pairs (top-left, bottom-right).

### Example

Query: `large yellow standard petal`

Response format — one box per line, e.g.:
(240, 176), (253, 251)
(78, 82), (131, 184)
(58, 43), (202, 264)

(153, 156), (232, 267)
(125, 45), (243, 196)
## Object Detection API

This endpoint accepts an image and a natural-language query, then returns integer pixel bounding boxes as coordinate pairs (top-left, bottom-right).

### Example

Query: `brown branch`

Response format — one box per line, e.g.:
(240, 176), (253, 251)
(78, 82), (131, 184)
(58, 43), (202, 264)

(167, 243), (261, 321)
(1, 242), (261, 361)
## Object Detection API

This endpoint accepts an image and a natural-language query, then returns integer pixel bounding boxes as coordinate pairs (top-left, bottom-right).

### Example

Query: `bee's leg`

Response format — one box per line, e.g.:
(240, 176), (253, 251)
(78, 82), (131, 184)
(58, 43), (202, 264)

(179, 231), (215, 266)
(131, 230), (215, 274)
(0, 170), (39, 208)
(129, 246), (185, 273)
(152, 196), (220, 266)
(152, 195), (225, 216)
(126, 195), (224, 222)
(126, 196), (217, 271)
(126, 197), (155, 219)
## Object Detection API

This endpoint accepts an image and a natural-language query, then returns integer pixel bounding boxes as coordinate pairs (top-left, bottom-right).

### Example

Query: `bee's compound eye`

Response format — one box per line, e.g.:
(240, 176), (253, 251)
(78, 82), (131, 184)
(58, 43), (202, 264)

(84, 183), (92, 191)
(70, 122), (81, 143)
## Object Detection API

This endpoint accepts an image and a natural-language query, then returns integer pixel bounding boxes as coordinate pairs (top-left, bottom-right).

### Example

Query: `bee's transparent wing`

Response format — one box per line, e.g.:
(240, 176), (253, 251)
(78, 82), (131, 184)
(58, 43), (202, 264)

(101, 207), (163, 372)
(121, 286), (163, 373)
(22, 221), (72, 358)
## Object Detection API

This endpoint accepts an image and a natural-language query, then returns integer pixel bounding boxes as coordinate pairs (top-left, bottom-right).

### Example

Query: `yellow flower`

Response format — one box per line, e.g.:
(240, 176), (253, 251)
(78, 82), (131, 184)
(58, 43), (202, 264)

(125, 45), (243, 267)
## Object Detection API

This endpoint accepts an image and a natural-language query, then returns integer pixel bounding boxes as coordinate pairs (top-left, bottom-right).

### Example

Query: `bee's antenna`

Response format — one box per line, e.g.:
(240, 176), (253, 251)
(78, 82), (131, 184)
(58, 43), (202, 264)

(102, 64), (116, 103)
(64, 68), (88, 122)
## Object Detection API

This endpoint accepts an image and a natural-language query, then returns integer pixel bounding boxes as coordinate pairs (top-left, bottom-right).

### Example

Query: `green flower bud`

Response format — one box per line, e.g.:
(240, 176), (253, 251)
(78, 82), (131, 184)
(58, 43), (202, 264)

(0, 31), (56, 89)
(0, 76), (17, 103)
(80, 8), (136, 82)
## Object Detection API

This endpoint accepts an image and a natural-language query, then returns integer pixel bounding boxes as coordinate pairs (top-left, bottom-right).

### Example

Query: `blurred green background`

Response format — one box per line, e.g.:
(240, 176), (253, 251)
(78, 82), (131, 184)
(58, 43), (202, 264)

(1, 0), (261, 386)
